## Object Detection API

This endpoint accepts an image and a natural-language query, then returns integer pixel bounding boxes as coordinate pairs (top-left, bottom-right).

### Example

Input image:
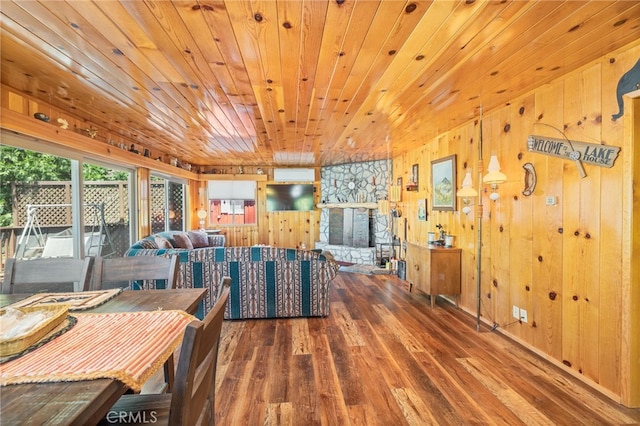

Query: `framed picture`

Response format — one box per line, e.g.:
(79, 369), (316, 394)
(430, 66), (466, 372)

(396, 176), (402, 186)
(431, 154), (457, 211)
(411, 164), (419, 185)
(417, 199), (427, 221)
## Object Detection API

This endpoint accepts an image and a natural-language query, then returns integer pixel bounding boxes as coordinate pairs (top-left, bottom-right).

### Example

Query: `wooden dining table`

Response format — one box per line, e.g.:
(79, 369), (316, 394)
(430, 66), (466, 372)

(0, 288), (208, 426)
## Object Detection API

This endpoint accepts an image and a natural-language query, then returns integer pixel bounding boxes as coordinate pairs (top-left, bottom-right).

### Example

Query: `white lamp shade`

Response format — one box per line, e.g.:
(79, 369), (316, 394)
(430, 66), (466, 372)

(483, 155), (507, 184)
(197, 209), (208, 219)
(457, 170), (478, 198)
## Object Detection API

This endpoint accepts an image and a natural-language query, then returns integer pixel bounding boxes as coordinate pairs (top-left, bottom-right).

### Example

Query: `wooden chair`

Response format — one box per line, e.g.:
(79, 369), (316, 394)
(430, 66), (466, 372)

(1, 257), (95, 294)
(91, 255), (181, 393)
(99, 277), (231, 425)
(90, 255), (180, 291)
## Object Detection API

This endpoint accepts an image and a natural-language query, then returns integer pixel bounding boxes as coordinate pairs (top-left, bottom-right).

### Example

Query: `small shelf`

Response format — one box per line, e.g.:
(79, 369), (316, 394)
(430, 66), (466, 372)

(316, 202), (379, 209)
(198, 173), (267, 181)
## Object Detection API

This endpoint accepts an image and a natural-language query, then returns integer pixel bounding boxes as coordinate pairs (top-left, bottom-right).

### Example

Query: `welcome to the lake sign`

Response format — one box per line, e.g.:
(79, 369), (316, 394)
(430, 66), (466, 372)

(527, 135), (621, 168)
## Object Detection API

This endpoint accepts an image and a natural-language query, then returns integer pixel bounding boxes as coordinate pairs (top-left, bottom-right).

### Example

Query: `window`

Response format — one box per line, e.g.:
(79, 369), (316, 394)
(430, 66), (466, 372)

(151, 175), (186, 233)
(83, 161), (132, 257)
(206, 180), (256, 225)
(0, 137), (136, 265)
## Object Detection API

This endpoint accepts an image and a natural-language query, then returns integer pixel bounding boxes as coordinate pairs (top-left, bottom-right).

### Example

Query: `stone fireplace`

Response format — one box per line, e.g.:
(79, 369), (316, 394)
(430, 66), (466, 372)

(314, 160), (391, 265)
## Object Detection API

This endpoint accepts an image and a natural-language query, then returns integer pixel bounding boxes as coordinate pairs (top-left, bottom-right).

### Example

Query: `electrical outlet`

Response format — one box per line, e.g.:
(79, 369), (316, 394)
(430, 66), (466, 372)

(520, 308), (528, 323)
(545, 196), (558, 206)
(512, 305), (520, 320)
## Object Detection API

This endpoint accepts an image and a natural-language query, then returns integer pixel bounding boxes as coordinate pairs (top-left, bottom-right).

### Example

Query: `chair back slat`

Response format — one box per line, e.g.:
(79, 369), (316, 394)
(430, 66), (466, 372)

(2, 257), (94, 294)
(91, 255), (179, 291)
(170, 277), (231, 425)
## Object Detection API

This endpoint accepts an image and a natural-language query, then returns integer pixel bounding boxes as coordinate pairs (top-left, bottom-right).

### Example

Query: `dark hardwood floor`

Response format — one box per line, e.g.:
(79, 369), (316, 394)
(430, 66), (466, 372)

(214, 271), (640, 425)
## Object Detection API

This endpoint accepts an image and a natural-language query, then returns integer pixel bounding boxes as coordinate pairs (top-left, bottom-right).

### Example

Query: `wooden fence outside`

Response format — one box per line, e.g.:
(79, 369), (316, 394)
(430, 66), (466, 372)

(1, 180), (174, 271)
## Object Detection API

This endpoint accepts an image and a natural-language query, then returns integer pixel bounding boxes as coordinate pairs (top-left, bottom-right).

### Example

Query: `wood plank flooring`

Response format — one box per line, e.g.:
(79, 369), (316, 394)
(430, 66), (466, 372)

(214, 271), (640, 425)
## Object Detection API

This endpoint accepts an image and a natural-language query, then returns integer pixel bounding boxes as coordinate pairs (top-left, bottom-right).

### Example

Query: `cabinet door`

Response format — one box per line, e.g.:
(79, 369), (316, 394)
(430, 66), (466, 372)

(430, 250), (461, 295)
(406, 244), (428, 292)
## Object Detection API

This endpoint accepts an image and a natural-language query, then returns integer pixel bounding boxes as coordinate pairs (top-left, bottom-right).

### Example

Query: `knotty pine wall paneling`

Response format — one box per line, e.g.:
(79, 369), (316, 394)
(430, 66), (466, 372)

(532, 80), (565, 362)
(507, 95), (536, 345)
(187, 180), (205, 232)
(136, 168), (151, 239)
(561, 63), (603, 385)
(598, 54), (628, 397)
(393, 41), (639, 405)
(622, 94), (640, 407)
(453, 123), (477, 311)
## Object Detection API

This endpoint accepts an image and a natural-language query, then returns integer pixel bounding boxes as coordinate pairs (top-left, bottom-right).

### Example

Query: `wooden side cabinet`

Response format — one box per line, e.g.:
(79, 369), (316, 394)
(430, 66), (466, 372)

(406, 243), (461, 308)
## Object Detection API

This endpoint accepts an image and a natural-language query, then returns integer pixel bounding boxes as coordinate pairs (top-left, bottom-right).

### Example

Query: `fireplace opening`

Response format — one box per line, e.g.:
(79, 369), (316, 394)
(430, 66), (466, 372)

(328, 208), (375, 248)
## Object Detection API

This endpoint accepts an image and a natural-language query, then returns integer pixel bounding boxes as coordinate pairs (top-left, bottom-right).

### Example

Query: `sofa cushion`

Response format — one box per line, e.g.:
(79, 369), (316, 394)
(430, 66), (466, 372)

(187, 231), (209, 248)
(154, 236), (173, 249)
(172, 232), (194, 249)
(133, 238), (159, 250)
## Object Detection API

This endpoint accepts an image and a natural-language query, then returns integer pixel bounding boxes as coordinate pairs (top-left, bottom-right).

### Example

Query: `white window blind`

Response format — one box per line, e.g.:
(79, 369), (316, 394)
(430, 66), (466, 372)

(207, 180), (256, 199)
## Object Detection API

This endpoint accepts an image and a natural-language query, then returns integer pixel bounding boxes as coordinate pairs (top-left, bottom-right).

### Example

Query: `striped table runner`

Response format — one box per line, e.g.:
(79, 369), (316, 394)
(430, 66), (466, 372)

(0, 310), (195, 392)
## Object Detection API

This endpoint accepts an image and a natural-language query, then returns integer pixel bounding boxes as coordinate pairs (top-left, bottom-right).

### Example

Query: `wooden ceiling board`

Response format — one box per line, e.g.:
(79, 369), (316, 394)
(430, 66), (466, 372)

(303, 0), (358, 149)
(0, 20), (183, 153)
(190, 2), (267, 159)
(320, 1), (433, 147)
(382, 1), (525, 124)
(450, 0), (640, 114)
(280, 1), (309, 164)
(1, 0), (638, 168)
(312, 0), (413, 164)
(0, 3), (132, 104)
(223, 0), (284, 160)
(386, 0), (639, 154)
(249, 0), (286, 147)
(382, 1), (541, 144)
(19, 0), (209, 152)
(330, 1), (466, 147)
(319, 1), (410, 144)
(139, 2), (262, 161)
(118, 0), (250, 150)
(295, 0), (329, 159)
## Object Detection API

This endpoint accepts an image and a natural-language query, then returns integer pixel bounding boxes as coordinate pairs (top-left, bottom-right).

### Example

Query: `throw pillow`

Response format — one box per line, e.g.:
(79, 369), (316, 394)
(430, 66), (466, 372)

(154, 236), (174, 249)
(172, 232), (194, 249)
(136, 238), (159, 249)
(187, 231), (209, 248)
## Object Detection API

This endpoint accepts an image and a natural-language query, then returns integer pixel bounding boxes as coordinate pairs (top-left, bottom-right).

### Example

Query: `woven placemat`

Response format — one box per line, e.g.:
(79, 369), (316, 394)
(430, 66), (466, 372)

(0, 316), (77, 364)
(0, 310), (194, 392)
(7, 289), (122, 311)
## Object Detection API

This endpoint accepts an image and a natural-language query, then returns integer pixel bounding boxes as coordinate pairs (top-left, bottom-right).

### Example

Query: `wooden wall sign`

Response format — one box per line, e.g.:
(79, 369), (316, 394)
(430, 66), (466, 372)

(527, 135), (621, 168)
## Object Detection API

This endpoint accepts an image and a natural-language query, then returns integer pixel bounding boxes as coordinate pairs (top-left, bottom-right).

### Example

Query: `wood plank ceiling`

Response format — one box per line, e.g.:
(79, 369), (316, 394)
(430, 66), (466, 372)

(1, 1), (639, 168)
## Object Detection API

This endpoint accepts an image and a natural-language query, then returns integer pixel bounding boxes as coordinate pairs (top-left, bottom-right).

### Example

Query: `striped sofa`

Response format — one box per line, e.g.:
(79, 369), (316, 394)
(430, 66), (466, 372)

(126, 240), (338, 320)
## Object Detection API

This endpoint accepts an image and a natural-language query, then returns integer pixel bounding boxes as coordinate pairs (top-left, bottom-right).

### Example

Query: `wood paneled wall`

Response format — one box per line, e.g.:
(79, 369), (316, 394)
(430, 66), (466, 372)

(204, 180), (322, 249)
(392, 41), (639, 405)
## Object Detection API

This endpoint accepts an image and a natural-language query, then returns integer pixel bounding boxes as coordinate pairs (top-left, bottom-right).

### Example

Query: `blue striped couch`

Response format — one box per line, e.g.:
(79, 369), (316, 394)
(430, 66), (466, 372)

(126, 238), (338, 320)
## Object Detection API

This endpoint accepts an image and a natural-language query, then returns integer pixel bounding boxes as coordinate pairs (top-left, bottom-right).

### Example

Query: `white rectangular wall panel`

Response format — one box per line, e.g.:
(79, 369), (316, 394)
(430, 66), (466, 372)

(273, 168), (315, 182)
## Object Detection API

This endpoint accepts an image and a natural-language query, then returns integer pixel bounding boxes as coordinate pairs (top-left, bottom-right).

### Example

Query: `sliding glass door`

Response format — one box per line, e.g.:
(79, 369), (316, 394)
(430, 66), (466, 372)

(150, 175), (186, 233)
(0, 133), (136, 274)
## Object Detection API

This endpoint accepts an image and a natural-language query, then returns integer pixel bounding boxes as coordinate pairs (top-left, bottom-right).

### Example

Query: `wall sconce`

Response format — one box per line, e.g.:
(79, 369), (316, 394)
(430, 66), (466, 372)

(482, 155), (507, 201)
(197, 209), (208, 230)
(456, 169), (478, 215)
